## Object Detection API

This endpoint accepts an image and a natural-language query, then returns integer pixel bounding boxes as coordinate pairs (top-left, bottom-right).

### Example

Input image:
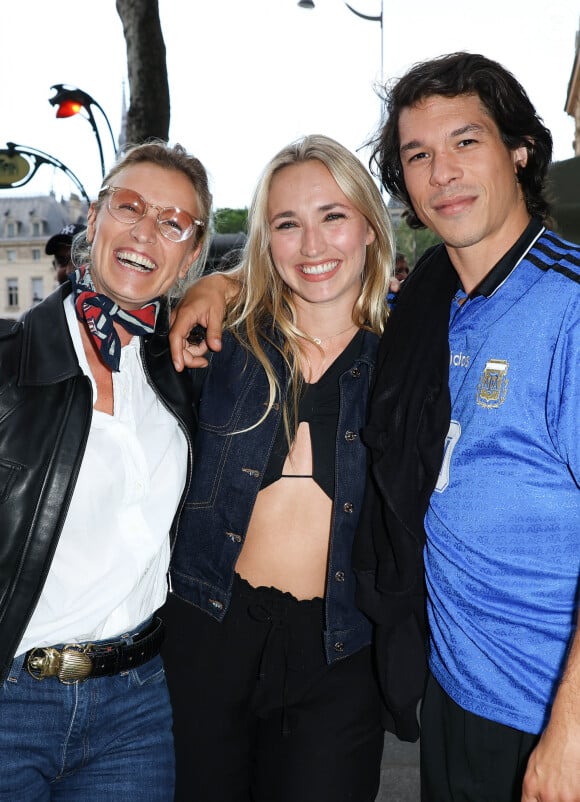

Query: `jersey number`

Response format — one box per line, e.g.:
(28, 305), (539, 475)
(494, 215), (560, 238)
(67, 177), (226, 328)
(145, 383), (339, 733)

(435, 420), (461, 493)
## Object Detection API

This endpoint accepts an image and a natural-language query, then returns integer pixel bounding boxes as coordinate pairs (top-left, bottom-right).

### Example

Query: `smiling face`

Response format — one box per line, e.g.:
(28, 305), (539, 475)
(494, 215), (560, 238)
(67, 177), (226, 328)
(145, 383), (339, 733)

(86, 162), (202, 310)
(267, 160), (375, 317)
(398, 93), (530, 277)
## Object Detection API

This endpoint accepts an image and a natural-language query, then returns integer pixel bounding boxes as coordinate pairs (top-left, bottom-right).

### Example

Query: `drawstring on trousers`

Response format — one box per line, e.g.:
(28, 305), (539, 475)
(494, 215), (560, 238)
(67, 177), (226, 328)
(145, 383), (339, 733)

(247, 603), (293, 735)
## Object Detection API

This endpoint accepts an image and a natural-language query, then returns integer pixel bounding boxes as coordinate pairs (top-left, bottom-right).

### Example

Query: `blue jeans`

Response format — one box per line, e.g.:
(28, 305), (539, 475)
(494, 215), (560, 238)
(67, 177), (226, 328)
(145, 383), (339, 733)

(0, 630), (175, 801)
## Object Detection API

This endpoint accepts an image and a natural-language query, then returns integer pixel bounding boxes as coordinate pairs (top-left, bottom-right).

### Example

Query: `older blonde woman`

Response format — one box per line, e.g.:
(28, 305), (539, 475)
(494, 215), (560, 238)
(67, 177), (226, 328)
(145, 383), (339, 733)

(0, 141), (211, 801)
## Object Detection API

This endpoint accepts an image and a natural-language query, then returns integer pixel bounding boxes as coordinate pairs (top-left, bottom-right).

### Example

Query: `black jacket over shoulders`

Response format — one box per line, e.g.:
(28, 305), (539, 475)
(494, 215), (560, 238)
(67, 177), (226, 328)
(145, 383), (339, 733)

(353, 245), (457, 741)
(0, 284), (195, 684)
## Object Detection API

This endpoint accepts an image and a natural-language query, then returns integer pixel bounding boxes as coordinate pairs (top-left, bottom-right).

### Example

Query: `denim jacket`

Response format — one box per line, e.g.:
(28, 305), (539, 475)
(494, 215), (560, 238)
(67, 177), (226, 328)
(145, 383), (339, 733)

(170, 327), (378, 663)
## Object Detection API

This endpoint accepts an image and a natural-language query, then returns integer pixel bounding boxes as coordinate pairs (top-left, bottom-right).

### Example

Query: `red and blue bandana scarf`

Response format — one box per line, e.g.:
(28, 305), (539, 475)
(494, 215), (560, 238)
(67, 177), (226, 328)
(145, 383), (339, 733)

(69, 266), (160, 372)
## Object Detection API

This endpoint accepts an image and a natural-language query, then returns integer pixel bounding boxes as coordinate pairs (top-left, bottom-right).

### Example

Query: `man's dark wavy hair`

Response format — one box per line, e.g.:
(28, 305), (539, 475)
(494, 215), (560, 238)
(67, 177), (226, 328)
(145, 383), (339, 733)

(369, 52), (553, 229)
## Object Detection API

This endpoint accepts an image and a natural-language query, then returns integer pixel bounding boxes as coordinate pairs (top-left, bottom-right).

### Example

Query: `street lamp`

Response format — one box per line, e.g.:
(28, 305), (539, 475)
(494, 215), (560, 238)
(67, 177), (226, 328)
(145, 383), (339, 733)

(298, 0), (383, 79)
(48, 84), (117, 179)
(0, 142), (90, 204)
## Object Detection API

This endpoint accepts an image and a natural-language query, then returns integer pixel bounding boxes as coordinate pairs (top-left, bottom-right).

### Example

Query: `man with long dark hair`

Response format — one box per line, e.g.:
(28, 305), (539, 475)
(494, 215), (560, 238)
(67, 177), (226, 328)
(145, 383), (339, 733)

(355, 52), (580, 801)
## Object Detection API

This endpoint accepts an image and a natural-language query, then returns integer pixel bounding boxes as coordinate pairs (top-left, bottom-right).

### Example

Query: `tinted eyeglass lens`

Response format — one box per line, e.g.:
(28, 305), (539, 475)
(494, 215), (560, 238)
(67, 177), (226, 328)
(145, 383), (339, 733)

(157, 209), (194, 242)
(108, 188), (146, 223)
(108, 188), (194, 242)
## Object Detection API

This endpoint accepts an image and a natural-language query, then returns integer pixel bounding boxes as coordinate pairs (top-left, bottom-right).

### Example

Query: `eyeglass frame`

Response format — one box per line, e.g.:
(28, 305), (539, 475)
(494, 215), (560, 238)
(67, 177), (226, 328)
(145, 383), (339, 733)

(101, 185), (205, 243)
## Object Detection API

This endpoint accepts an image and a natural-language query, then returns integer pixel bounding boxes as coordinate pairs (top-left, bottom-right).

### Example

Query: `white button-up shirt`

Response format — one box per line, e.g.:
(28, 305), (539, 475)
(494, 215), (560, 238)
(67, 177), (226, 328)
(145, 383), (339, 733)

(17, 297), (187, 655)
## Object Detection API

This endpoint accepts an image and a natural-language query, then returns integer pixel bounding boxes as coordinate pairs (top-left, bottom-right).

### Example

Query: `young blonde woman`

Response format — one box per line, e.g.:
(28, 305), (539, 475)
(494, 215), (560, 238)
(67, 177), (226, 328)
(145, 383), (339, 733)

(161, 135), (394, 802)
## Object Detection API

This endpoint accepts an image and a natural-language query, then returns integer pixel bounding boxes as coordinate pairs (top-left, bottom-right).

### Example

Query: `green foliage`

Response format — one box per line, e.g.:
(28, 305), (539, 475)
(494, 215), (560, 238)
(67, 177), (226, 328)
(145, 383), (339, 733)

(214, 208), (248, 234)
(395, 219), (442, 267)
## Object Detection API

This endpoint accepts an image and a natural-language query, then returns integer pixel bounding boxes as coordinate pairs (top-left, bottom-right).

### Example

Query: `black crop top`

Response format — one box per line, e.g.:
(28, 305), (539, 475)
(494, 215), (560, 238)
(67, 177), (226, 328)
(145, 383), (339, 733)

(260, 330), (364, 499)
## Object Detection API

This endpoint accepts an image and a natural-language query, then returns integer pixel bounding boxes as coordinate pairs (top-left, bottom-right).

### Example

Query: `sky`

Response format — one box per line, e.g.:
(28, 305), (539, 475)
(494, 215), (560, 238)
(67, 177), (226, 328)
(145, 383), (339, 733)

(2, 0), (579, 210)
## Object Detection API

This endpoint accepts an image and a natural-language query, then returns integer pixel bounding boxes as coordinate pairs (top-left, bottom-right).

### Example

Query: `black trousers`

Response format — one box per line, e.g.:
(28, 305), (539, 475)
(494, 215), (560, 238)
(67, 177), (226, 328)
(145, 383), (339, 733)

(420, 673), (540, 802)
(160, 576), (384, 802)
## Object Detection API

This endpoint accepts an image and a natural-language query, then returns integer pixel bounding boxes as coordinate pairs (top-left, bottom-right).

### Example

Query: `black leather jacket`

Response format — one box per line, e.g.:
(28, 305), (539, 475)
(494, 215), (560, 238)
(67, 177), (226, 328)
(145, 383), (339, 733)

(0, 285), (196, 683)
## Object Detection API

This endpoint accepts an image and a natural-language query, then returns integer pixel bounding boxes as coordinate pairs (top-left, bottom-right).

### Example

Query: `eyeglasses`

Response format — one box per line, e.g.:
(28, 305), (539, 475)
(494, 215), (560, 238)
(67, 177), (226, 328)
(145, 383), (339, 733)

(102, 185), (204, 243)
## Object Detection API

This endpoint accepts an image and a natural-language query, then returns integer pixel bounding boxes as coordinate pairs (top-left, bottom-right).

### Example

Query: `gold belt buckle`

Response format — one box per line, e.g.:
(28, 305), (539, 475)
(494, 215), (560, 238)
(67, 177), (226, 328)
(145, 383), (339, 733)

(27, 644), (94, 684)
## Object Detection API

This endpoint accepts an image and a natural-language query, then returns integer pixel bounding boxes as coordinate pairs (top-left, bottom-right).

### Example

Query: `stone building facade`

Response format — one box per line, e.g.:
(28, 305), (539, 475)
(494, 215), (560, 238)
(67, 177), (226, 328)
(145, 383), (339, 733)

(565, 23), (580, 156)
(0, 193), (87, 319)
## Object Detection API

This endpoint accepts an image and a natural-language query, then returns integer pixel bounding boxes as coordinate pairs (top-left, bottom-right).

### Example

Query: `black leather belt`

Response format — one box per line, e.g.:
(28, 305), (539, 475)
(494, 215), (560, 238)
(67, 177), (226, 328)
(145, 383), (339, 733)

(26, 616), (165, 684)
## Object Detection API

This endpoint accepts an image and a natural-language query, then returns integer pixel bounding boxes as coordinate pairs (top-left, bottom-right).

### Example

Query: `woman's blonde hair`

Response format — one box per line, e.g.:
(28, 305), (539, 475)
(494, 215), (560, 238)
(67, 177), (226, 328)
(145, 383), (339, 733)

(226, 134), (394, 438)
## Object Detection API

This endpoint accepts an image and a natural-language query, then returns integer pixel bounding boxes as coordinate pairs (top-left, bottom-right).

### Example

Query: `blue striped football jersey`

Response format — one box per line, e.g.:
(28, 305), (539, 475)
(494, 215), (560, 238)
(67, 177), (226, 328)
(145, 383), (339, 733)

(425, 227), (580, 734)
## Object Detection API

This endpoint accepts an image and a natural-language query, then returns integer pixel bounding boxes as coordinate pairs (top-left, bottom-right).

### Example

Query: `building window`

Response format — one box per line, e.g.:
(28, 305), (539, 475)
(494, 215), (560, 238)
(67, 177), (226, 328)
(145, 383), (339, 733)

(31, 277), (44, 304)
(7, 222), (16, 237)
(32, 248), (41, 261)
(32, 221), (47, 237)
(7, 278), (18, 308)
(7, 249), (16, 262)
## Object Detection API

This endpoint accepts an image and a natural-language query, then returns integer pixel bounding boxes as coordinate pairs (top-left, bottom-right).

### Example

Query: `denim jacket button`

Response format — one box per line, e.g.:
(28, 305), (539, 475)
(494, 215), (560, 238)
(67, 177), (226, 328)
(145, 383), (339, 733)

(226, 531), (242, 543)
(209, 599), (224, 611)
(350, 367), (361, 378)
(343, 502), (354, 514)
(334, 570), (345, 582)
(334, 641), (345, 652)
(344, 430), (357, 442)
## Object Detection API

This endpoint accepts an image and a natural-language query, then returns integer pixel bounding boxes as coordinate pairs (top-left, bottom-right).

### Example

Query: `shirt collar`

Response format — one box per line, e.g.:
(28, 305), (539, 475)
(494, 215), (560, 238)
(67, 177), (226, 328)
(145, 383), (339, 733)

(472, 216), (545, 298)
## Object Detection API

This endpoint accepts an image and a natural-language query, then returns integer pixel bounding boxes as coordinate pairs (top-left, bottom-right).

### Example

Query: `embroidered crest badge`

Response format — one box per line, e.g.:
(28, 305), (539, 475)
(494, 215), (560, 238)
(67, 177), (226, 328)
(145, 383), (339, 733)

(476, 359), (509, 408)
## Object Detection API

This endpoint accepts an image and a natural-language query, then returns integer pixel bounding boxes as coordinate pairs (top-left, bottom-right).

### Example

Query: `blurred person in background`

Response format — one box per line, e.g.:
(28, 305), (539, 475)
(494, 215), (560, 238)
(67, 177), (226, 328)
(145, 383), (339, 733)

(386, 251), (410, 310)
(45, 222), (85, 285)
(394, 251), (410, 282)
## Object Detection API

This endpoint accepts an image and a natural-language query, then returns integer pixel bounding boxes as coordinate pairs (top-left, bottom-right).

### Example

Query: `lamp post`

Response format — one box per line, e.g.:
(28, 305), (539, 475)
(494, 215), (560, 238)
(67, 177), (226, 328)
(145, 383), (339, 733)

(48, 84), (117, 179)
(297, 0), (383, 79)
(0, 142), (90, 204)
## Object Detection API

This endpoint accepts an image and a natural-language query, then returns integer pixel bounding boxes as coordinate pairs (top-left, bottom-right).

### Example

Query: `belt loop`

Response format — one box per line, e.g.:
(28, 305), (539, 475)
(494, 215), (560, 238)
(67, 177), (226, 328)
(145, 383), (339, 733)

(124, 615), (154, 646)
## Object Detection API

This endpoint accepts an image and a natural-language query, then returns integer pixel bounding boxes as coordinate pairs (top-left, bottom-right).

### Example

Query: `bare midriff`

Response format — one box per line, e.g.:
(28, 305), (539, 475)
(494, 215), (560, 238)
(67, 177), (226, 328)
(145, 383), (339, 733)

(235, 421), (331, 600)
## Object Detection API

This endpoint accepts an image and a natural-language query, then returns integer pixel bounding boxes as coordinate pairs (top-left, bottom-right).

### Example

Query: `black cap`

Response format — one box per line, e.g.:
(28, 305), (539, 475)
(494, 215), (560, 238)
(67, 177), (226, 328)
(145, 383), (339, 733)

(45, 223), (85, 255)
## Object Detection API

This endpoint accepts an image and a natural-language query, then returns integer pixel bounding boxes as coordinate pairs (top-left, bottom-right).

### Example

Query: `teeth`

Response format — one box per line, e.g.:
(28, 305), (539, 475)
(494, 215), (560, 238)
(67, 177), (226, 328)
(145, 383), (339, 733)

(301, 261), (338, 275)
(116, 250), (156, 272)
